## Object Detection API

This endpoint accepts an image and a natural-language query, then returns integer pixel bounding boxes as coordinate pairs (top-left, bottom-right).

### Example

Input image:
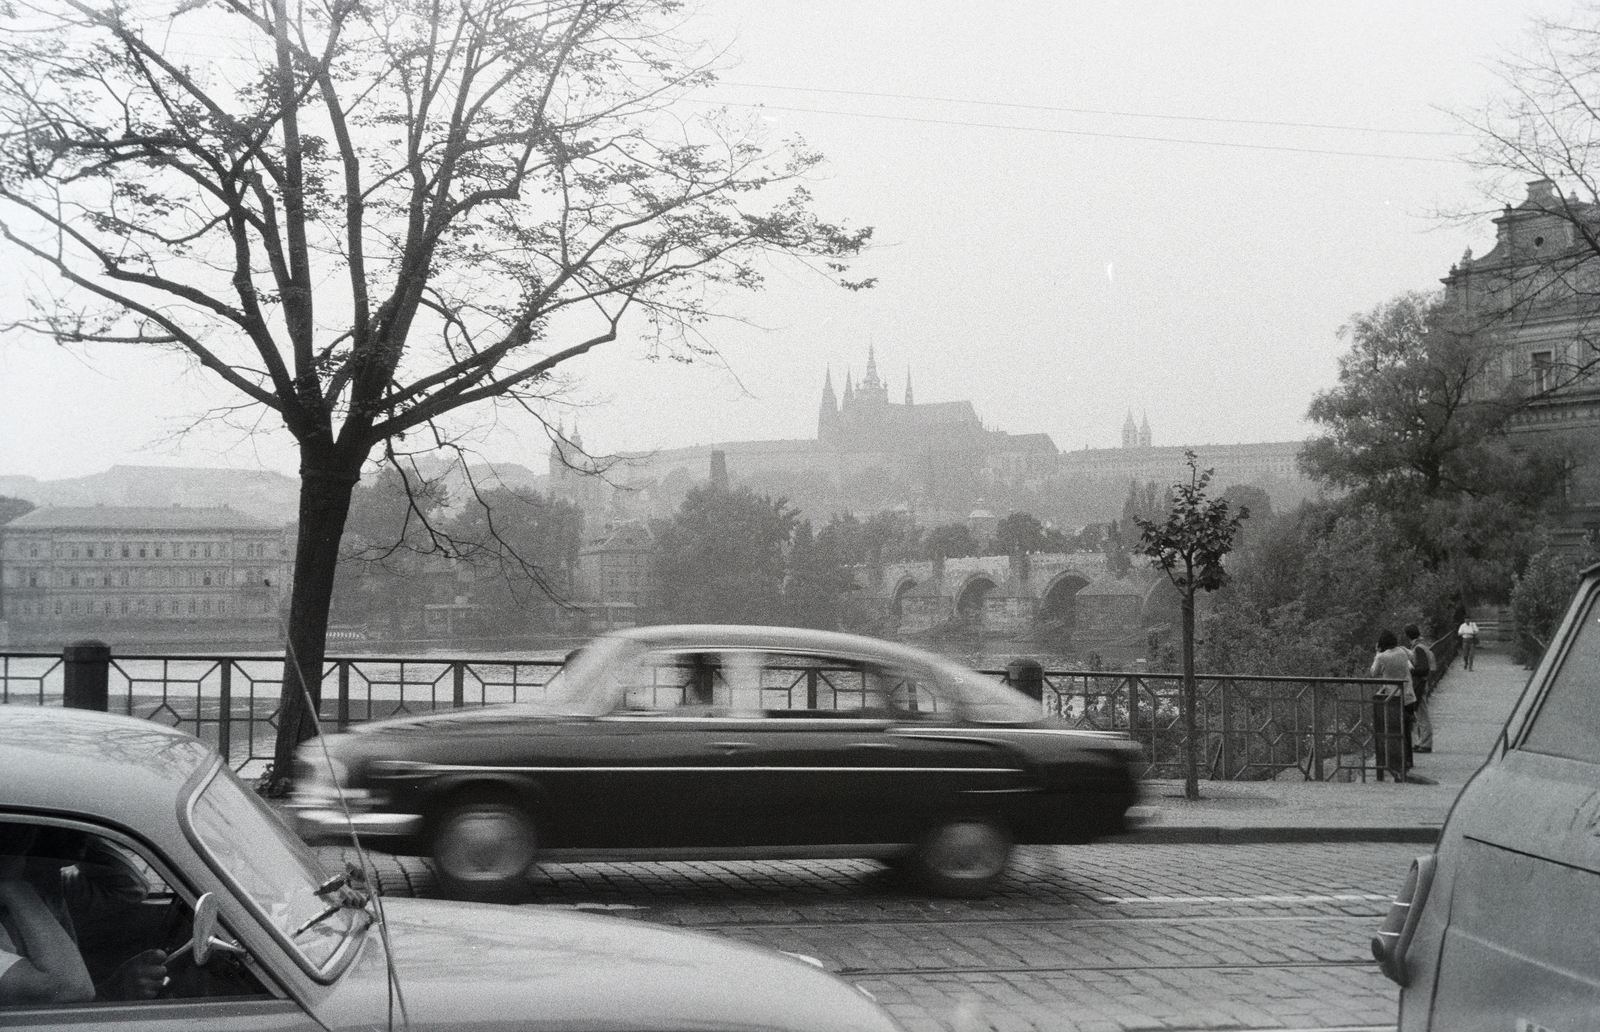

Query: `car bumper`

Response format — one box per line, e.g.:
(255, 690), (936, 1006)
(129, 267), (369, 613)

(291, 807), (424, 843)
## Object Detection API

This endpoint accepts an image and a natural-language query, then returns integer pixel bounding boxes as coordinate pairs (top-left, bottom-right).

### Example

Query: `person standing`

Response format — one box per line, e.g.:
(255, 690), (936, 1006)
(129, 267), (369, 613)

(1405, 624), (1435, 755)
(1370, 630), (1414, 779)
(1458, 616), (1480, 671)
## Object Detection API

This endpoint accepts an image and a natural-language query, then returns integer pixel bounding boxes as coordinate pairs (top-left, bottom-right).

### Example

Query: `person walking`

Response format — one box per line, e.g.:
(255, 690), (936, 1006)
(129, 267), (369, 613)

(1405, 624), (1435, 757)
(1370, 630), (1414, 779)
(1458, 616), (1480, 671)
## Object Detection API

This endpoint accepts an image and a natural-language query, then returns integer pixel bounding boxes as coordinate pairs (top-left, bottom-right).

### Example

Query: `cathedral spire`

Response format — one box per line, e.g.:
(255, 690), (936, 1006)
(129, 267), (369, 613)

(1139, 411), (1151, 448)
(821, 366), (837, 410)
(844, 369), (855, 406)
(863, 344), (881, 389)
(1122, 410), (1137, 449)
(905, 367), (914, 406)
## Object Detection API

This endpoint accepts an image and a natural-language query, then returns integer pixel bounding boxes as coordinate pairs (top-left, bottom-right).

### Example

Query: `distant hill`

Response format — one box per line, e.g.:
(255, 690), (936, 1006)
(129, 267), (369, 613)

(0, 466), (298, 524)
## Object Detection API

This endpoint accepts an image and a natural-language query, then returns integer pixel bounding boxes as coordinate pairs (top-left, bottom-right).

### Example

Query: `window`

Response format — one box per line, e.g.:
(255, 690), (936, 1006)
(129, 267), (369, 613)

(153, 545), (162, 559)
(0, 817), (268, 1011)
(203, 573), (212, 587)
(28, 545), (38, 559)
(27, 573), (37, 587)
(120, 599), (129, 615)
(69, 574), (79, 587)
(203, 544), (212, 559)
(121, 545), (129, 558)
(70, 546), (79, 559)
(1532, 350), (1556, 393)
(187, 600), (196, 615)
(1522, 590), (1600, 764)
(138, 545), (146, 558)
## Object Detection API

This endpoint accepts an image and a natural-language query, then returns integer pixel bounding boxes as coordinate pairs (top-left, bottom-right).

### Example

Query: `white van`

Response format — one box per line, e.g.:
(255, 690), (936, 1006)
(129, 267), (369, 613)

(1373, 563), (1600, 1029)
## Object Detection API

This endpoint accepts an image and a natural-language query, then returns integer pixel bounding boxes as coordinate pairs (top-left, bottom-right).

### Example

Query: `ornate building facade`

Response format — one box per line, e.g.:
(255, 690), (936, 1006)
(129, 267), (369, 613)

(0, 506), (290, 647)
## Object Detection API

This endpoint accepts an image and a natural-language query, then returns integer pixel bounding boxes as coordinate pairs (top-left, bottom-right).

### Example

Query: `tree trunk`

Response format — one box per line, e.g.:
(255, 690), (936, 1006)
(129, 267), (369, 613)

(1182, 583), (1199, 801)
(266, 461), (362, 793)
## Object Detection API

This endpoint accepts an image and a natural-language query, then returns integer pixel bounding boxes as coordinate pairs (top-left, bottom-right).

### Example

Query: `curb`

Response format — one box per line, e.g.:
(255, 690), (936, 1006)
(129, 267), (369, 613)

(1113, 826), (1440, 845)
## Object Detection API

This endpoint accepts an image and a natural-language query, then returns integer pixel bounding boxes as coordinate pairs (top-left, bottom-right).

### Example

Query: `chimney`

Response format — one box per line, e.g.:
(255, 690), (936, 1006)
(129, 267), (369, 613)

(709, 450), (729, 491)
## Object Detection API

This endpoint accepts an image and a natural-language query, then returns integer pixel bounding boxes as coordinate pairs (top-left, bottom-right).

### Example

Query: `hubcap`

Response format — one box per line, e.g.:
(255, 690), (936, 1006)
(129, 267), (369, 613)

(436, 806), (535, 882)
(925, 822), (1008, 879)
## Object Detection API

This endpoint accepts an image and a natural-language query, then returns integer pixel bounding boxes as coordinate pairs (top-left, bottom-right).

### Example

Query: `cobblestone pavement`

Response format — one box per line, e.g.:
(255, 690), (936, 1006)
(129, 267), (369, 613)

(322, 842), (1414, 1031)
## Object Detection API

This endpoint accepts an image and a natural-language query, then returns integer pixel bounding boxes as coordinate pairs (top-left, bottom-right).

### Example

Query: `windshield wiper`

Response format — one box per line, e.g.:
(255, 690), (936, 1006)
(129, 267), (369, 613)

(294, 862), (372, 937)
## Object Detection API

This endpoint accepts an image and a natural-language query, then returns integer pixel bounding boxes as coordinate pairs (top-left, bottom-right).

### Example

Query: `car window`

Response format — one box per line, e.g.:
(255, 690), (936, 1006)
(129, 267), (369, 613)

(0, 818), (267, 1010)
(1521, 590), (1600, 764)
(931, 660), (1043, 724)
(757, 653), (951, 720)
(186, 766), (363, 971)
(608, 650), (728, 713)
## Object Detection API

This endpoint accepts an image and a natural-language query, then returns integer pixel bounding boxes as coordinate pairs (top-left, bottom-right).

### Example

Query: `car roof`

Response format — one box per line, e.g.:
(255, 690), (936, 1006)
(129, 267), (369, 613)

(604, 624), (963, 669)
(0, 706), (214, 831)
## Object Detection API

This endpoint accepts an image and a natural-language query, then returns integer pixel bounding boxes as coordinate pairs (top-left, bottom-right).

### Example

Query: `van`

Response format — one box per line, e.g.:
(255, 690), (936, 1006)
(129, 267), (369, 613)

(1373, 563), (1600, 1029)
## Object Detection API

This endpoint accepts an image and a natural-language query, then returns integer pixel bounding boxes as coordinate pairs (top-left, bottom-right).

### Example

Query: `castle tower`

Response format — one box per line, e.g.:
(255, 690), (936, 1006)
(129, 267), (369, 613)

(843, 369), (855, 408)
(818, 367), (840, 443)
(1139, 412), (1151, 448)
(856, 345), (889, 406)
(1122, 410), (1138, 449)
(905, 368), (914, 406)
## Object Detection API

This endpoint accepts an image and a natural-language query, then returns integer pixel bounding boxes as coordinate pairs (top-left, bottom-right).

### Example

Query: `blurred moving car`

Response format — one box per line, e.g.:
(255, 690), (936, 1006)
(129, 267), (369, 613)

(1373, 561), (1600, 1030)
(291, 625), (1144, 900)
(0, 706), (901, 1031)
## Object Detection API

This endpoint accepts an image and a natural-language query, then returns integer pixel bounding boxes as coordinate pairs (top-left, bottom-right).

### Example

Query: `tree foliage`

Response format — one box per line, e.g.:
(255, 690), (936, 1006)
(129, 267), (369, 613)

(1135, 452), (1248, 801)
(0, 1), (869, 782)
(650, 485), (799, 625)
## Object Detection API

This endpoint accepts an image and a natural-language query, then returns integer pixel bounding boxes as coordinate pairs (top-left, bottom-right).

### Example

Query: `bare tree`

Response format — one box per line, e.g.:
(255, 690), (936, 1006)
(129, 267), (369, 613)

(0, 0), (870, 787)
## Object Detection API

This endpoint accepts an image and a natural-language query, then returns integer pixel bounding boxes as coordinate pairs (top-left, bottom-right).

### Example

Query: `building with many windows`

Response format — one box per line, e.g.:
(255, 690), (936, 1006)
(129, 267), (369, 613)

(0, 505), (290, 648)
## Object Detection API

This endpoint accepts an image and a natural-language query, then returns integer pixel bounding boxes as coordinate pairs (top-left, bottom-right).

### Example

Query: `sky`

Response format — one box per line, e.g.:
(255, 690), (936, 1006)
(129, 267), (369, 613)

(0, 0), (1573, 482)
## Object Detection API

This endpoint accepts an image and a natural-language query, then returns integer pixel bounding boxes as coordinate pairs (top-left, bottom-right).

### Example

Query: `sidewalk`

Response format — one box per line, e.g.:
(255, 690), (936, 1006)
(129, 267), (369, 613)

(1117, 647), (1531, 845)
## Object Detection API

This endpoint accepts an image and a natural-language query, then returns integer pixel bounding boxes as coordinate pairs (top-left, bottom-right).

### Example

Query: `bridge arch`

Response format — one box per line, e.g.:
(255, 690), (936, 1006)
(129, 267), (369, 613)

(954, 575), (997, 626)
(1141, 576), (1182, 626)
(1039, 573), (1091, 633)
(891, 577), (917, 619)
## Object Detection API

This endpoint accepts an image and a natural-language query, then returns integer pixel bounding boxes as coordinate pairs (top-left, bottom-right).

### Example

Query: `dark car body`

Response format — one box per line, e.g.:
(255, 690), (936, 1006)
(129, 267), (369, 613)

(1372, 564), (1600, 1030)
(291, 625), (1144, 897)
(0, 705), (900, 1031)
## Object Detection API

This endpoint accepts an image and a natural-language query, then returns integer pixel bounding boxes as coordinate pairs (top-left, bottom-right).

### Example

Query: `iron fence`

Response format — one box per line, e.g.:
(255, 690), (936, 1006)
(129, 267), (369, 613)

(0, 652), (564, 777)
(1, 647), (1409, 781)
(987, 669), (1407, 782)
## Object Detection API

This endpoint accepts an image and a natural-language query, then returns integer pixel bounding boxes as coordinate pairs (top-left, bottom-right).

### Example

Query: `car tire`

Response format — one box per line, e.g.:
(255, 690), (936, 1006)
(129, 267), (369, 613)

(432, 794), (537, 903)
(909, 820), (1012, 898)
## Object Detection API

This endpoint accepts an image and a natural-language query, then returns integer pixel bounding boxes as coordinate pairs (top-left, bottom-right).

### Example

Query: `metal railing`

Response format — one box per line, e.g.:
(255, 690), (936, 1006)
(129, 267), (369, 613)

(0, 651), (565, 777)
(988, 669), (1408, 782)
(2, 648), (1408, 781)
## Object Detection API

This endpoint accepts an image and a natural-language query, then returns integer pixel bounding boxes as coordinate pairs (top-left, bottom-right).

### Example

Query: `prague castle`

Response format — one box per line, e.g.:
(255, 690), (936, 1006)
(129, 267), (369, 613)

(551, 348), (1314, 526)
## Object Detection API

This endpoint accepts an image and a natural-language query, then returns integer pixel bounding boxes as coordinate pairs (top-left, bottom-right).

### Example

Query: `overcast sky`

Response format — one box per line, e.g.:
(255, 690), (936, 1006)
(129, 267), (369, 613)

(0, 0), (1569, 482)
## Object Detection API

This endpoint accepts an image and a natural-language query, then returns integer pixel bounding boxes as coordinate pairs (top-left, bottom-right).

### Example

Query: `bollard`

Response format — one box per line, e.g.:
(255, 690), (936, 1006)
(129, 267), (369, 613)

(62, 640), (111, 711)
(1006, 657), (1044, 702)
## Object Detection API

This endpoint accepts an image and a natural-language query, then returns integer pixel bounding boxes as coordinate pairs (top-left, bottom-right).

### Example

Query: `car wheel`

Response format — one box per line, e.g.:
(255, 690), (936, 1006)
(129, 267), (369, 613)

(910, 820), (1012, 898)
(432, 795), (537, 902)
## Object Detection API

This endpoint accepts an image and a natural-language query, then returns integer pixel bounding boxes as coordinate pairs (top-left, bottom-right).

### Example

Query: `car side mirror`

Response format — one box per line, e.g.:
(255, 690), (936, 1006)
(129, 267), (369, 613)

(190, 892), (246, 965)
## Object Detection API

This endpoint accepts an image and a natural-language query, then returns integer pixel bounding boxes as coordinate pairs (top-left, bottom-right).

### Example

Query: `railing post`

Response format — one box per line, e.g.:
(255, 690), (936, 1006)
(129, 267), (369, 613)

(218, 661), (232, 762)
(62, 640), (110, 711)
(336, 661), (350, 732)
(453, 663), (465, 708)
(1310, 681), (1323, 781)
(1220, 678), (1235, 780)
(806, 668), (819, 710)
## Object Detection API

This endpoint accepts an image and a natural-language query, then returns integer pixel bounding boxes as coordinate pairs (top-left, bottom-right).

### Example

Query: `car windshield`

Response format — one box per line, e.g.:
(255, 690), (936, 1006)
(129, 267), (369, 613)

(535, 635), (645, 716)
(934, 660), (1045, 724)
(187, 764), (364, 970)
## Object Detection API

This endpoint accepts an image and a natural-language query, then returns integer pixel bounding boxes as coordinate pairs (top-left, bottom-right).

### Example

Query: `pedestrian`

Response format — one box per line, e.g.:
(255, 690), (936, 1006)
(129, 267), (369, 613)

(1405, 624), (1435, 755)
(1369, 630), (1414, 779)
(1458, 615), (1480, 671)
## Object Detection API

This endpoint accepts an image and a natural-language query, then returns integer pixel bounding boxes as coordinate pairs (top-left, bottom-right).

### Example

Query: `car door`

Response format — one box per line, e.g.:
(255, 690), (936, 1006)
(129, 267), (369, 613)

(719, 653), (1025, 846)
(1420, 585), (1600, 1031)
(558, 648), (757, 849)
(0, 814), (318, 1032)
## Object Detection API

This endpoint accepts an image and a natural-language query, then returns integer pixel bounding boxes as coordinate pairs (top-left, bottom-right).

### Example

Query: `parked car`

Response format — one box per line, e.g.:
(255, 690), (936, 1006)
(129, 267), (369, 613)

(0, 705), (900, 1031)
(290, 625), (1144, 899)
(1372, 561), (1600, 1029)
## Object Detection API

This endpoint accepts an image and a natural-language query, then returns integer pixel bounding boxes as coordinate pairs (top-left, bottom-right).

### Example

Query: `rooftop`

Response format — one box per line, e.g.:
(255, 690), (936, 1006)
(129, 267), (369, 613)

(6, 504), (277, 532)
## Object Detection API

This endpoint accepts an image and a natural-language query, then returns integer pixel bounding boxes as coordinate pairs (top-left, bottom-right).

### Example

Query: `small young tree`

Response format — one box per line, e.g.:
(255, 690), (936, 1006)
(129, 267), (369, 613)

(1135, 452), (1249, 801)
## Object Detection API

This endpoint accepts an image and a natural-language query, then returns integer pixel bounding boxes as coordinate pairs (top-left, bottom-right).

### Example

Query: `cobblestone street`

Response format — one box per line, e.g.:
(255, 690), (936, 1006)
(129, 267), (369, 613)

(329, 842), (1414, 1031)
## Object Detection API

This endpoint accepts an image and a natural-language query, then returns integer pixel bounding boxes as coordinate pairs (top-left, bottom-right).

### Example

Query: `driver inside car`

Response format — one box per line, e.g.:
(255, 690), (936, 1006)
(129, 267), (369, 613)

(0, 824), (169, 1005)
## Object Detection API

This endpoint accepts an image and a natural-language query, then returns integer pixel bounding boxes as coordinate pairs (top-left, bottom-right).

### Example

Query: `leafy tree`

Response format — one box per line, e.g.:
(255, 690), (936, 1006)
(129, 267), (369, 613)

(0, 2), (869, 784)
(1136, 453), (1249, 801)
(0, 496), (34, 525)
(1301, 292), (1550, 502)
(784, 520), (858, 630)
(329, 467), (449, 637)
(1511, 546), (1595, 667)
(922, 523), (982, 561)
(442, 488), (584, 636)
(651, 485), (799, 625)
(991, 512), (1068, 555)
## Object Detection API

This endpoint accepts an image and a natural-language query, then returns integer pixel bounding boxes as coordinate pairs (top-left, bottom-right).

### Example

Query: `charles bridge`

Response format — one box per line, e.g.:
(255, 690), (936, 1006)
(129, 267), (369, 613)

(850, 551), (1176, 649)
